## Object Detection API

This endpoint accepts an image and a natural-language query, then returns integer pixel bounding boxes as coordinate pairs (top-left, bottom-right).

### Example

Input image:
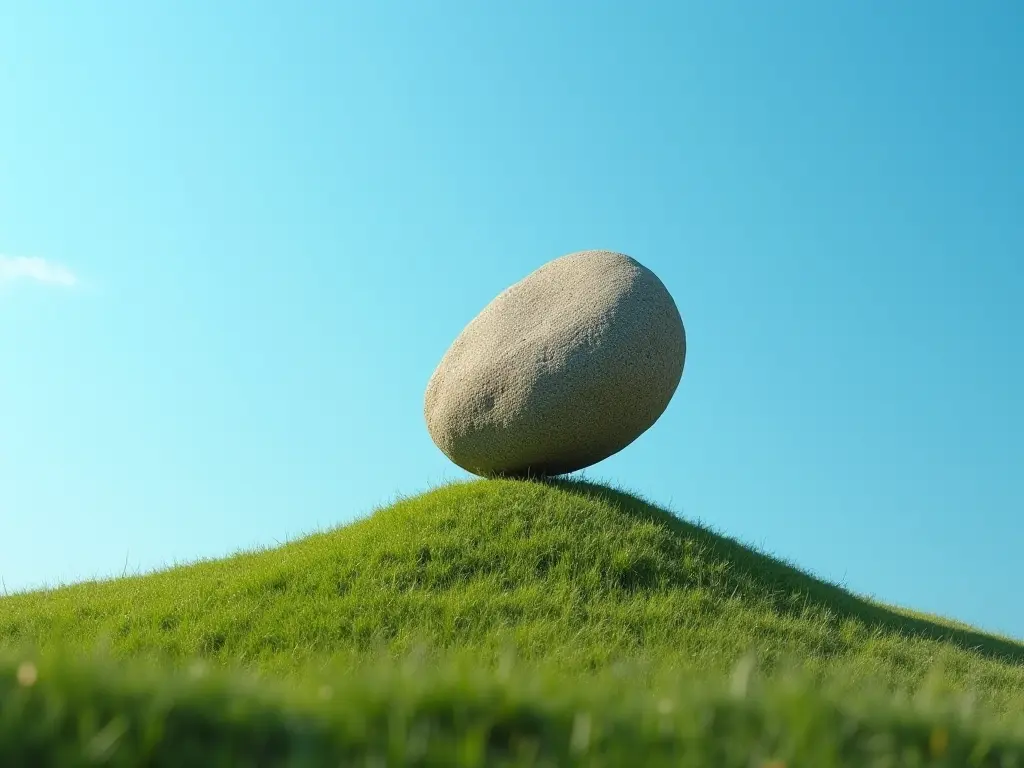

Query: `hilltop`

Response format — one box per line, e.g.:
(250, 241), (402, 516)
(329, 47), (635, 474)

(4, 479), (1024, 765)
(3, 480), (1022, 691)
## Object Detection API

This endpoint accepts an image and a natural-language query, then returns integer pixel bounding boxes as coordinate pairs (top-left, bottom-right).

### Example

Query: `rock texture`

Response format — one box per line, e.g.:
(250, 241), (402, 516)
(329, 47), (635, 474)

(424, 250), (686, 477)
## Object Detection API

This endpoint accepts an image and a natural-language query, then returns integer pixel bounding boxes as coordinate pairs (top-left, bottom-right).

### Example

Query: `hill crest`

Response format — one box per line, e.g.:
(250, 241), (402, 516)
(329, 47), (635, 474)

(2, 479), (1021, 686)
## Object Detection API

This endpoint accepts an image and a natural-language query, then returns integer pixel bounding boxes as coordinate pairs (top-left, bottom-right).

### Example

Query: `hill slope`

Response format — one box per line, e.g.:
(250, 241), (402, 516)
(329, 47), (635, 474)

(3, 479), (1022, 701)
(5, 479), (1024, 765)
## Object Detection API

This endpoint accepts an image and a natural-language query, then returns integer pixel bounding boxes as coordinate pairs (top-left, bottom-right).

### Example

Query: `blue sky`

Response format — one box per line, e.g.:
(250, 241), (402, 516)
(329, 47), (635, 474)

(2, 2), (1022, 639)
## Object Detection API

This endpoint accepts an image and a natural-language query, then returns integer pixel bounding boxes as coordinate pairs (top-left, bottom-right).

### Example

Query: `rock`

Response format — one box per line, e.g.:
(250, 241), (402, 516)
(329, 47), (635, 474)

(424, 250), (686, 477)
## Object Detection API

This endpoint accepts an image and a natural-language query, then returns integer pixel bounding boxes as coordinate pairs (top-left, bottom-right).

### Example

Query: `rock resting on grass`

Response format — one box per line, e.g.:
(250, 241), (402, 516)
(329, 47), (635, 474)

(424, 250), (686, 477)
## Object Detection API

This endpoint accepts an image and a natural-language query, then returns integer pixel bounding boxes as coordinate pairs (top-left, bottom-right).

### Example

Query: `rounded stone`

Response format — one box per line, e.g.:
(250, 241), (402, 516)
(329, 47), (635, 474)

(424, 250), (686, 477)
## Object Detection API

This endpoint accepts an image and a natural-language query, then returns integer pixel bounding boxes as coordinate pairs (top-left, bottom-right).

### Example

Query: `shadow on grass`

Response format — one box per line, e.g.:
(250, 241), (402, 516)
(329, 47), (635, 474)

(545, 478), (1024, 667)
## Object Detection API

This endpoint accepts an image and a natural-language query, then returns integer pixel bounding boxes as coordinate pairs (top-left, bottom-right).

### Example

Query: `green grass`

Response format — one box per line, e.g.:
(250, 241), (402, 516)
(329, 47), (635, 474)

(3, 478), (1024, 765)
(6, 650), (1024, 767)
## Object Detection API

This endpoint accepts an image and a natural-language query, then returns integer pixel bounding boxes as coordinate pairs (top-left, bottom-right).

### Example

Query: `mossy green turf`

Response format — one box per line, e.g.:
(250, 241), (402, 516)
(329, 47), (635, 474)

(3, 479), (1024, 765)
(6, 652), (1024, 767)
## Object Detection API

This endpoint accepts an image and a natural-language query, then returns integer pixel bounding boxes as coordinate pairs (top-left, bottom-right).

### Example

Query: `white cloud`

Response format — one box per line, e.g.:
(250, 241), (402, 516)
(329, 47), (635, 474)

(0, 255), (77, 287)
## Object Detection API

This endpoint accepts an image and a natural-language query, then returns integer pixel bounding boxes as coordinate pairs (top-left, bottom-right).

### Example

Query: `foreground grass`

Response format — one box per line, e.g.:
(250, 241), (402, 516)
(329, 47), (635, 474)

(3, 478), (1024, 764)
(5, 651), (1024, 767)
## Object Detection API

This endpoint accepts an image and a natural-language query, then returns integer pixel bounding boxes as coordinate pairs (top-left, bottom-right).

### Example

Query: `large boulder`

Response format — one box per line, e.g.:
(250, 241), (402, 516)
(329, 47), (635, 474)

(424, 250), (686, 477)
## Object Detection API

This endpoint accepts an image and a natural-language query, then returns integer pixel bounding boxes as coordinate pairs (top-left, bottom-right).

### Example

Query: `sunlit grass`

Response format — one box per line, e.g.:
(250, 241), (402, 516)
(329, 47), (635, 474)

(2, 478), (1023, 764)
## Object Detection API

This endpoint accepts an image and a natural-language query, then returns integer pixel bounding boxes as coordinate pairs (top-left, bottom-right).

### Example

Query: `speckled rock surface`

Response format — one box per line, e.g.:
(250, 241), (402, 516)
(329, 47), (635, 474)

(424, 250), (686, 477)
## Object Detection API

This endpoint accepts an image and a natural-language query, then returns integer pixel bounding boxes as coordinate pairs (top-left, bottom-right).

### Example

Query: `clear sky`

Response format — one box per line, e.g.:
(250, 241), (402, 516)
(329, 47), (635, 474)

(2, 2), (1022, 639)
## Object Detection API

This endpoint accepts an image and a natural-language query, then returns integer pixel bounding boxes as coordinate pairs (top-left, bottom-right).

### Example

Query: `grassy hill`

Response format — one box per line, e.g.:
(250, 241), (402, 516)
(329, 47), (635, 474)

(3, 478), (1024, 765)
